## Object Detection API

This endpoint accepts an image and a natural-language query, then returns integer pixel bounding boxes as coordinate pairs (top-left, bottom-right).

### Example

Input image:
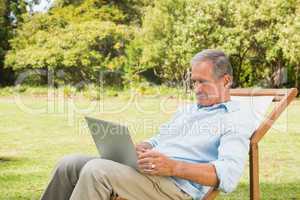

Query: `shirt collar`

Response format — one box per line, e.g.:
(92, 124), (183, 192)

(197, 100), (240, 113)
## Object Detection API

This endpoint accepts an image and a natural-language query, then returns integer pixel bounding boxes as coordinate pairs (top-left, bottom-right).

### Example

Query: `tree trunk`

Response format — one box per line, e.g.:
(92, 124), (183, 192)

(295, 64), (299, 93)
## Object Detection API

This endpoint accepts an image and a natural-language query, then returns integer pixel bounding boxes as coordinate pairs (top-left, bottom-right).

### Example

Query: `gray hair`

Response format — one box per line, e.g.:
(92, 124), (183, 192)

(191, 49), (233, 79)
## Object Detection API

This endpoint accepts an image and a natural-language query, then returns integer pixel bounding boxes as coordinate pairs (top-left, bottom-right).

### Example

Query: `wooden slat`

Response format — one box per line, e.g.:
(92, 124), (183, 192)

(250, 143), (260, 200)
(230, 88), (289, 96)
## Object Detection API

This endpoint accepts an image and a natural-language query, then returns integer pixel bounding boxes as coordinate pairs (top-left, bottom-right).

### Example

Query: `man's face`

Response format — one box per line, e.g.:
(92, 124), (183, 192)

(191, 61), (227, 106)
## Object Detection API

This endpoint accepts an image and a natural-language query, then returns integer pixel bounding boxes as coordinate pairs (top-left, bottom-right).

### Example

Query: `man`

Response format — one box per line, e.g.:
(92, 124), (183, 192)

(41, 49), (257, 200)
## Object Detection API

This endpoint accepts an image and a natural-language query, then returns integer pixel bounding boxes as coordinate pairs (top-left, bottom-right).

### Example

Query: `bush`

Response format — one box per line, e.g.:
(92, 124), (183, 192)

(128, 0), (300, 88)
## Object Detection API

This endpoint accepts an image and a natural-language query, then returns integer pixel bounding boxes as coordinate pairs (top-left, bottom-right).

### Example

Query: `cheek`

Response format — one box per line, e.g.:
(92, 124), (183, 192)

(205, 84), (222, 95)
(202, 85), (217, 94)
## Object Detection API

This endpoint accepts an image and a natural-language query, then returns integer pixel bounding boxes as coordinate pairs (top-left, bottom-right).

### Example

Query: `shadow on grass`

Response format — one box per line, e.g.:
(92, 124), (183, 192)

(0, 156), (21, 163)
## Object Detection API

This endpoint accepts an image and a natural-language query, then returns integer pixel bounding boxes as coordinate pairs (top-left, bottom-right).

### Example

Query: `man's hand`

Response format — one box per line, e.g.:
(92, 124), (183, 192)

(137, 150), (177, 176)
(135, 142), (152, 156)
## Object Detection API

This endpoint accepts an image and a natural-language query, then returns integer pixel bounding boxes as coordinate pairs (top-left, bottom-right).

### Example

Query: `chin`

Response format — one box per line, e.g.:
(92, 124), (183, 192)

(197, 98), (218, 106)
(197, 100), (210, 106)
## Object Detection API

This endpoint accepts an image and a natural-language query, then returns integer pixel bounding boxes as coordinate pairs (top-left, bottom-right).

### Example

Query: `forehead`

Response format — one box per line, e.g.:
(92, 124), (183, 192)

(191, 61), (214, 80)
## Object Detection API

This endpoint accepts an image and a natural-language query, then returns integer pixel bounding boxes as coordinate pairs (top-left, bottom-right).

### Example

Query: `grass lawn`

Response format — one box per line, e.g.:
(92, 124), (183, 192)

(0, 94), (299, 200)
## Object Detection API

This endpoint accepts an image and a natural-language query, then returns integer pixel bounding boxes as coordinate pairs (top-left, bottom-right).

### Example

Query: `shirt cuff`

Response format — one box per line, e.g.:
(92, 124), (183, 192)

(145, 138), (158, 147)
(210, 160), (237, 193)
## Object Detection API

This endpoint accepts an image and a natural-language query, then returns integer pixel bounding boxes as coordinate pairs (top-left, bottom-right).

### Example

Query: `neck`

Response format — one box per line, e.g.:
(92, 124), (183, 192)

(218, 89), (231, 103)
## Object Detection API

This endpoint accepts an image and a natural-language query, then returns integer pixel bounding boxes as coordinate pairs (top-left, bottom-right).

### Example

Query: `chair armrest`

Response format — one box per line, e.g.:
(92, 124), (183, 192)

(202, 187), (220, 200)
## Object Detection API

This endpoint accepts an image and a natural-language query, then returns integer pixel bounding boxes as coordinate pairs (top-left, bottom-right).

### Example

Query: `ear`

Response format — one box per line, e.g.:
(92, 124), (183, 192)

(223, 74), (232, 88)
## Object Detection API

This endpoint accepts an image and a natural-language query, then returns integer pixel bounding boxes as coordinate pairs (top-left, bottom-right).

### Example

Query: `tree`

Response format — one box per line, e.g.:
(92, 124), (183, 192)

(0, 0), (39, 86)
(3, 0), (300, 90)
(279, 10), (300, 90)
(5, 0), (144, 85)
(129, 0), (300, 89)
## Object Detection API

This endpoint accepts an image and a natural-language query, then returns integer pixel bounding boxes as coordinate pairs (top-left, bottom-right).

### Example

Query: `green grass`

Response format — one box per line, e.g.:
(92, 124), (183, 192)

(0, 93), (299, 200)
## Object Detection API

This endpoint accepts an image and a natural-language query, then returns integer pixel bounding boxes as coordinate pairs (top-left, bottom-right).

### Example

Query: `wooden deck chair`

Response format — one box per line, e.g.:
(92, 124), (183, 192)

(115, 88), (298, 200)
(203, 88), (298, 200)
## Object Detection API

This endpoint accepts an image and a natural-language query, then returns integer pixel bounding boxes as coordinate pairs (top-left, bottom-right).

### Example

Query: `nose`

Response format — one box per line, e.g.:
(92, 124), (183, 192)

(194, 82), (203, 93)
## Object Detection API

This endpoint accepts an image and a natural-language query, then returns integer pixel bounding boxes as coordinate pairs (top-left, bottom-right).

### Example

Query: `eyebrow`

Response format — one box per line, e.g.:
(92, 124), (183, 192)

(191, 77), (210, 82)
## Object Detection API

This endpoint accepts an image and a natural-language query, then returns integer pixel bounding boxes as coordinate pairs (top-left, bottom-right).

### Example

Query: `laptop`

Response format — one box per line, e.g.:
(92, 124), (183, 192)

(85, 116), (138, 169)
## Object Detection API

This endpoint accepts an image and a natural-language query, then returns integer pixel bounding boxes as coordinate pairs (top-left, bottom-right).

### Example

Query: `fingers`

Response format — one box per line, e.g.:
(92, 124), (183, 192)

(135, 144), (150, 153)
(138, 168), (157, 175)
(138, 163), (158, 175)
(136, 147), (150, 158)
(136, 147), (148, 153)
(137, 157), (153, 165)
(135, 145), (142, 152)
(138, 163), (154, 171)
(138, 150), (160, 159)
(137, 154), (158, 174)
(136, 148), (145, 155)
(137, 157), (161, 167)
(136, 150), (166, 176)
(135, 142), (152, 151)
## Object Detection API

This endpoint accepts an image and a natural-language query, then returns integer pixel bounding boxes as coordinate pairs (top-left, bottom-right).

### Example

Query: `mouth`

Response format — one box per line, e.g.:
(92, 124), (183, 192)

(196, 93), (207, 100)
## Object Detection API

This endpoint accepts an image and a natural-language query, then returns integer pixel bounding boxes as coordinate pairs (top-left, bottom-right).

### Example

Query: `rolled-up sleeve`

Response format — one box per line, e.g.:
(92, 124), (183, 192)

(146, 134), (160, 147)
(210, 130), (250, 193)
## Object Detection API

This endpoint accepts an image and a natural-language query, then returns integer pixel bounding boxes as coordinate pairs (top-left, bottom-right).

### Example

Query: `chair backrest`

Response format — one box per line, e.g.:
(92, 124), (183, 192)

(202, 88), (298, 200)
(231, 96), (274, 132)
(230, 88), (298, 143)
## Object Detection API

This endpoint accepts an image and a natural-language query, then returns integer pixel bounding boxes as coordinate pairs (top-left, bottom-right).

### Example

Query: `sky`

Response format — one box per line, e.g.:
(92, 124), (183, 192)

(31, 0), (53, 12)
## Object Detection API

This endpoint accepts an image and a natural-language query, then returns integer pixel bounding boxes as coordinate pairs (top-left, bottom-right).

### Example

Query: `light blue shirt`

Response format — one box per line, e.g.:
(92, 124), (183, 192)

(147, 100), (258, 199)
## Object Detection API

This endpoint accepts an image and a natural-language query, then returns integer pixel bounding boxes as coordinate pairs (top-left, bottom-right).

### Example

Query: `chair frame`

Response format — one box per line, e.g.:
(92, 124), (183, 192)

(203, 88), (298, 200)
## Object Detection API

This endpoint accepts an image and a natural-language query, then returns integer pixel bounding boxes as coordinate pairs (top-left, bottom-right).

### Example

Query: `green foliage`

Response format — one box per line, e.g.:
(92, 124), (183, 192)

(0, 0), (37, 86)
(0, 0), (7, 73)
(7, 0), (27, 21)
(0, 0), (6, 56)
(2, 0), (300, 90)
(0, 0), (5, 25)
(130, 0), (300, 88)
(5, 0), (138, 85)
